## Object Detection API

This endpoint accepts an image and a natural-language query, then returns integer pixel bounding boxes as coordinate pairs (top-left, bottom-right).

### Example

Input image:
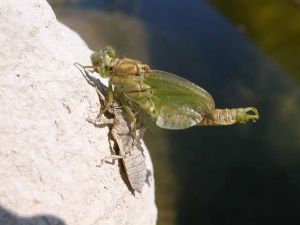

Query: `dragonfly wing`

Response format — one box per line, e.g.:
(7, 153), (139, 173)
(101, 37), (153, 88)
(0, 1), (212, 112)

(155, 102), (203, 129)
(144, 70), (215, 129)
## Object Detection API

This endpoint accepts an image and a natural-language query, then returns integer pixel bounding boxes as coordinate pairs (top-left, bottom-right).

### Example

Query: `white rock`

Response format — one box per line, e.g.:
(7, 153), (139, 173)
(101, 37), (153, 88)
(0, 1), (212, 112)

(0, 0), (157, 224)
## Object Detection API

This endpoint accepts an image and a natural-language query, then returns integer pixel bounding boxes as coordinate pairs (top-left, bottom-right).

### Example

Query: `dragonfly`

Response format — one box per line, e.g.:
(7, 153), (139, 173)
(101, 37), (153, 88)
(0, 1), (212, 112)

(81, 46), (259, 130)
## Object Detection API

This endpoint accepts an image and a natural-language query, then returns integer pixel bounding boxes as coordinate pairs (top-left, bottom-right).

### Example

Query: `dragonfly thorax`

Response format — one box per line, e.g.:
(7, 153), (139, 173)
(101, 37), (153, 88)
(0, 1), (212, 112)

(109, 58), (150, 77)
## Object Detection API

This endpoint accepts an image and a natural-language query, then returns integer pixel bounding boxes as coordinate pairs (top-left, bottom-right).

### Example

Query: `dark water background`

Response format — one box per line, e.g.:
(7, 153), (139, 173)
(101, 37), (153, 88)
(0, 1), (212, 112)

(51, 0), (300, 224)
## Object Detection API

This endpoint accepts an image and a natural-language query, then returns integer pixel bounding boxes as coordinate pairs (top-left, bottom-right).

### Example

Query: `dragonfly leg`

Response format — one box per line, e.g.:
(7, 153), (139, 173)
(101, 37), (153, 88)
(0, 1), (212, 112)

(90, 82), (115, 126)
(86, 116), (114, 127)
(100, 82), (114, 114)
(97, 154), (124, 167)
(74, 63), (114, 126)
(74, 63), (98, 73)
(115, 91), (138, 138)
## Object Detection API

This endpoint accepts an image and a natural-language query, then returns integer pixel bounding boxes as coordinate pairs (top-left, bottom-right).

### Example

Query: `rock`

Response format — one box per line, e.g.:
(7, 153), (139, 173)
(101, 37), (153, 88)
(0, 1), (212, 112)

(0, 0), (157, 224)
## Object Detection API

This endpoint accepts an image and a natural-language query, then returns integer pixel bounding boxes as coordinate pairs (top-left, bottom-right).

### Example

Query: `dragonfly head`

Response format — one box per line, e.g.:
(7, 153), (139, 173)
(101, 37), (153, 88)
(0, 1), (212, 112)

(90, 46), (117, 78)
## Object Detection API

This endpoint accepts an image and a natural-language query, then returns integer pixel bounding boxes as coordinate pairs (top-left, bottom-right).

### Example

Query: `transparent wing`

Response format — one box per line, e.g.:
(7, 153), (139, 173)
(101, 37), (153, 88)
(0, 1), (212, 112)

(144, 70), (215, 129)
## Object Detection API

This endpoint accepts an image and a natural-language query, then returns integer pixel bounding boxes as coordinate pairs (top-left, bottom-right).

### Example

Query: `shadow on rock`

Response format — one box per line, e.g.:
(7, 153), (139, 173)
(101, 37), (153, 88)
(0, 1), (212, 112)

(0, 205), (65, 225)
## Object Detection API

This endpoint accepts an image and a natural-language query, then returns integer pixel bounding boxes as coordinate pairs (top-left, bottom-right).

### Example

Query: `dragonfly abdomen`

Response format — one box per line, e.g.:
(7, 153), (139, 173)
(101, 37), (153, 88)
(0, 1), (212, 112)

(122, 149), (147, 192)
(199, 107), (259, 126)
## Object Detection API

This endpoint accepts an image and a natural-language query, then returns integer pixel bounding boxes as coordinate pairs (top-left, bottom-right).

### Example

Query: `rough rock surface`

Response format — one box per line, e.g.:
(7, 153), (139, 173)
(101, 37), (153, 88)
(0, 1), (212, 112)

(0, 0), (157, 224)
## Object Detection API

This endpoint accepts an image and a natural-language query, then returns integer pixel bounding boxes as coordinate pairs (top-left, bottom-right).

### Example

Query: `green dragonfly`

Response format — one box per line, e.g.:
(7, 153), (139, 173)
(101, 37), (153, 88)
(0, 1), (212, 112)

(81, 46), (259, 130)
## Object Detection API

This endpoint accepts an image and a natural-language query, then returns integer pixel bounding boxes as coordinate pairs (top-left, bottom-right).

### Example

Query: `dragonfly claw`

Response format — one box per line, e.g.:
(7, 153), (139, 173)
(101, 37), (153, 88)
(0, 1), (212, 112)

(236, 107), (259, 123)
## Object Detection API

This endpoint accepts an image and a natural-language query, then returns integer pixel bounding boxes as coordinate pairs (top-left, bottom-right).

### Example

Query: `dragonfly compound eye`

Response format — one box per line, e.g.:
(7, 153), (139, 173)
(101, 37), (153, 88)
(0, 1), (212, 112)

(104, 46), (116, 58)
(90, 52), (103, 67)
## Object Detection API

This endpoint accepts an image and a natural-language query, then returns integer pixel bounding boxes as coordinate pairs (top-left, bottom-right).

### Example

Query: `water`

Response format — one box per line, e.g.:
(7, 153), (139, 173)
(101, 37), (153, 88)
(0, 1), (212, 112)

(52, 0), (300, 224)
